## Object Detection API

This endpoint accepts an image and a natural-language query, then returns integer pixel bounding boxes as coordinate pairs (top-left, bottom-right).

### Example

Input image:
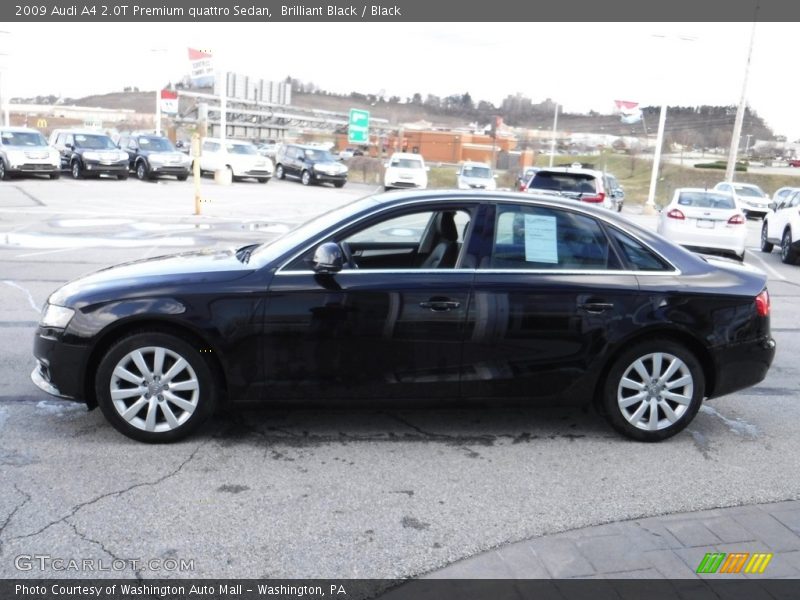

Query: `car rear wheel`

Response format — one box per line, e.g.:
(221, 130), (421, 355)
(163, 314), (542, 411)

(258, 177), (269, 184)
(334, 181), (345, 188)
(275, 164), (285, 180)
(301, 170), (311, 186)
(71, 160), (83, 180)
(0, 160), (8, 180)
(760, 223), (773, 253)
(781, 229), (798, 264)
(177, 175), (188, 182)
(49, 172), (60, 180)
(117, 173), (128, 181)
(602, 340), (704, 442)
(95, 332), (217, 443)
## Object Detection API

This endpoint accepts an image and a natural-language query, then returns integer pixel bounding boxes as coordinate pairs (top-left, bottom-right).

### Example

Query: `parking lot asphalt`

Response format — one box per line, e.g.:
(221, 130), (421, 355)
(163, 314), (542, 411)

(0, 176), (799, 579)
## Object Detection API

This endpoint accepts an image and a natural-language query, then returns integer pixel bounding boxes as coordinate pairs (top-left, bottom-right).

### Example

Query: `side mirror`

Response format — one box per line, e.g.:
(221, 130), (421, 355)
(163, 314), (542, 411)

(768, 202), (777, 211)
(312, 243), (343, 274)
(64, 143), (73, 150)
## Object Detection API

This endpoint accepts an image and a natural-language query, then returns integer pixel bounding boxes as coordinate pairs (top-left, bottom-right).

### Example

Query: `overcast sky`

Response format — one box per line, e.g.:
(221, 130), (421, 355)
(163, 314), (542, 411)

(2, 22), (797, 140)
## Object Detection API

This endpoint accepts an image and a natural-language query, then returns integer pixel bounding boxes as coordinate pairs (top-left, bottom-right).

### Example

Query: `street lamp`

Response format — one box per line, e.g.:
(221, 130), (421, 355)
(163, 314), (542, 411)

(0, 30), (11, 127)
(150, 48), (168, 135)
(725, 17), (758, 183)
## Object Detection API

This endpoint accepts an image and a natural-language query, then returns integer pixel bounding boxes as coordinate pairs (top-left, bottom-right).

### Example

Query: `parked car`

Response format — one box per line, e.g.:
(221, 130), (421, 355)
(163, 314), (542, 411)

(525, 167), (617, 211)
(771, 186), (800, 206)
(198, 138), (272, 183)
(457, 161), (496, 190)
(517, 166), (540, 191)
(338, 147), (364, 160)
(384, 152), (428, 190)
(274, 143), (348, 187)
(32, 190), (774, 443)
(117, 133), (191, 181)
(605, 173), (625, 212)
(713, 181), (770, 218)
(657, 188), (746, 260)
(761, 189), (800, 264)
(256, 141), (279, 159)
(0, 126), (60, 180)
(49, 129), (129, 180)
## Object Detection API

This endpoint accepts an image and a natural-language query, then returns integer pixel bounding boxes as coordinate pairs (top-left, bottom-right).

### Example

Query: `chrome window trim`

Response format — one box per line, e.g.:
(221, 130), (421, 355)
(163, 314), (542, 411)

(274, 195), (680, 275)
(275, 268), (681, 277)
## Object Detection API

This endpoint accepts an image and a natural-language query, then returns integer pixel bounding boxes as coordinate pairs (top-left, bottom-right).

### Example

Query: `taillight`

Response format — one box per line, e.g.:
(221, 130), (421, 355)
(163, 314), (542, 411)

(667, 208), (685, 220)
(582, 192), (605, 204)
(728, 214), (745, 225)
(755, 289), (770, 317)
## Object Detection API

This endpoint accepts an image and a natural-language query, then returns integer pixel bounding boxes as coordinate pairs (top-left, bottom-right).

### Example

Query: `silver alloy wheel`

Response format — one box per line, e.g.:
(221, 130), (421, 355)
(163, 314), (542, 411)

(301, 170), (310, 185)
(137, 162), (146, 180)
(617, 352), (693, 431)
(71, 161), (80, 179)
(109, 346), (200, 433)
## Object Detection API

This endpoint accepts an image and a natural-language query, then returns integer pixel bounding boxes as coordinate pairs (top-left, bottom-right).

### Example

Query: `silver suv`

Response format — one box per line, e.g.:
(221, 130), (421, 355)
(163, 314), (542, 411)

(0, 127), (61, 180)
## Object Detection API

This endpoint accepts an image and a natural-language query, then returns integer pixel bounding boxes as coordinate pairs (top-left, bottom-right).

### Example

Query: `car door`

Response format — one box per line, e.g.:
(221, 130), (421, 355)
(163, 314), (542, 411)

(463, 201), (643, 403)
(55, 133), (72, 168)
(260, 202), (480, 401)
(770, 191), (800, 240)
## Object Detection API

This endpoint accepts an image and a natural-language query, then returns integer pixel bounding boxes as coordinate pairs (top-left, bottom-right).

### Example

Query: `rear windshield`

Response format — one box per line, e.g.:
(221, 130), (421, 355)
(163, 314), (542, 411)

(677, 192), (735, 209)
(530, 172), (597, 193)
(462, 165), (492, 178)
(391, 158), (424, 169)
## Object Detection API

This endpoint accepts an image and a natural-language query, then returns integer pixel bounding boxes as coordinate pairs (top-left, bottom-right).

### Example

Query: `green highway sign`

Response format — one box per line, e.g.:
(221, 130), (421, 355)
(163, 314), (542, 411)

(348, 108), (370, 144)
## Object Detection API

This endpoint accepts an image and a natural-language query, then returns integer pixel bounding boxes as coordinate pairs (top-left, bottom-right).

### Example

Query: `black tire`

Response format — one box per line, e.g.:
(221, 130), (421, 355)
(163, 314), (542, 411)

(258, 177), (269, 184)
(781, 229), (798, 265)
(760, 223), (774, 253)
(49, 172), (61, 180)
(95, 332), (217, 443)
(301, 170), (311, 186)
(334, 181), (346, 188)
(602, 339), (704, 442)
(0, 160), (9, 180)
(136, 161), (151, 181)
(71, 160), (84, 180)
(275, 164), (285, 180)
(117, 173), (129, 181)
(177, 175), (188, 182)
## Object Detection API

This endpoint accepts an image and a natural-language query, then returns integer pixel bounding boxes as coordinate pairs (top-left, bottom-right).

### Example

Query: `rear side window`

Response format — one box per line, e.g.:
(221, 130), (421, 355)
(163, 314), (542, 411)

(608, 228), (671, 271)
(487, 205), (619, 270)
(677, 192), (735, 209)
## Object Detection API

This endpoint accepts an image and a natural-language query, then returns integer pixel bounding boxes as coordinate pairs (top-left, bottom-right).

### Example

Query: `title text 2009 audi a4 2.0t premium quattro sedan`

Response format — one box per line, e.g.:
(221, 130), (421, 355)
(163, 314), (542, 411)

(32, 191), (775, 443)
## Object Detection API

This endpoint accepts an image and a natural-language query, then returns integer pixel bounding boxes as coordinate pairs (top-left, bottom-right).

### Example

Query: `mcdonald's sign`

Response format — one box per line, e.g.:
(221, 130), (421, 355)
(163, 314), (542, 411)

(696, 552), (773, 574)
(36, 118), (47, 128)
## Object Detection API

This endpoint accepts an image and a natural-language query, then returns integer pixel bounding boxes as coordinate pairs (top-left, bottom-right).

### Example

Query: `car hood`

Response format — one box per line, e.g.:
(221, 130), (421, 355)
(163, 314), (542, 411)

(49, 248), (256, 307)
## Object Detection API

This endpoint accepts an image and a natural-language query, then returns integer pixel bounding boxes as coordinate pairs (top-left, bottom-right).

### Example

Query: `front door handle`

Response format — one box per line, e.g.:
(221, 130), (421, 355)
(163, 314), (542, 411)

(419, 298), (461, 312)
(580, 301), (614, 313)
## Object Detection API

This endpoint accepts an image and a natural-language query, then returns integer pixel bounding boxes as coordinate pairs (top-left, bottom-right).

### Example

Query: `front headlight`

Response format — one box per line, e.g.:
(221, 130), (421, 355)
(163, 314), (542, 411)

(40, 304), (75, 329)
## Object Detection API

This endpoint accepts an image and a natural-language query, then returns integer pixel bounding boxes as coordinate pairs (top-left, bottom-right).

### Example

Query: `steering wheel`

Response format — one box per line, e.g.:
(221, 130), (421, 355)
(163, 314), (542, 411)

(340, 241), (358, 269)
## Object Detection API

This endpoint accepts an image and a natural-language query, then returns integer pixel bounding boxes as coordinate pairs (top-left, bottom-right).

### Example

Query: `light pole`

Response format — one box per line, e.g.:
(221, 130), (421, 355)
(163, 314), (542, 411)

(548, 103), (559, 168)
(150, 48), (168, 135)
(0, 30), (11, 127)
(725, 15), (758, 183)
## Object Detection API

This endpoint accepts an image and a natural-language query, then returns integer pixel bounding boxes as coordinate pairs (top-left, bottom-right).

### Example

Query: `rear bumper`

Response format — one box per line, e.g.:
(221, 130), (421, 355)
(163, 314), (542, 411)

(710, 336), (776, 398)
(660, 221), (747, 255)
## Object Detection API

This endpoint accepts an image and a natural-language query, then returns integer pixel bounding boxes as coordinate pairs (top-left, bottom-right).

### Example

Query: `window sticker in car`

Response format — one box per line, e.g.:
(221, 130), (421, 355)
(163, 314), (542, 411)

(524, 214), (558, 264)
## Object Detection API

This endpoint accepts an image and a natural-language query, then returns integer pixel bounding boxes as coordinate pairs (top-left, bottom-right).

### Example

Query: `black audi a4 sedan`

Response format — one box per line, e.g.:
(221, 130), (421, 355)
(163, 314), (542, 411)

(32, 191), (775, 443)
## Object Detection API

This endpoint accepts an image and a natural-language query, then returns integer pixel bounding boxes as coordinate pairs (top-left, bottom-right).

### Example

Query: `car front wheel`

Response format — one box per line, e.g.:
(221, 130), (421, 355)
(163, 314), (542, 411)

(301, 170), (311, 186)
(275, 164), (285, 180)
(136, 161), (151, 181)
(95, 332), (217, 443)
(781, 229), (798, 264)
(71, 160), (83, 179)
(761, 223), (773, 253)
(602, 340), (704, 442)
(0, 160), (8, 180)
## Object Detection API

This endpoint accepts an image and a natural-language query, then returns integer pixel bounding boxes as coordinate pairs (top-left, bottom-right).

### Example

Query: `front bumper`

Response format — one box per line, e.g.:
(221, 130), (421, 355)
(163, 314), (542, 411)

(238, 169), (273, 178)
(312, 172), (347, 183)
(83, 160), (128, 175)
(150, 164), (190, 176)
(31, 329), (90, 403)
(8, 163), (60, 174)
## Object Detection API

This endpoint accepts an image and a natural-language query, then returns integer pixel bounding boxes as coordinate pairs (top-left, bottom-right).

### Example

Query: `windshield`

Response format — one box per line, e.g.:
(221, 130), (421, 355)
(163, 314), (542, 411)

(734, 185), (766, 198)
(250, 195), (383, 265)
(304, 149), (336, 162)
(462, 166), (492, 178)
(227, 143), (257, 155)
(391, 158), (424, 169)
(139, 137), (175, 152)
(1, 131), (47, 146)
(677, 192), (736, 209)
(74, 134), (116, 150)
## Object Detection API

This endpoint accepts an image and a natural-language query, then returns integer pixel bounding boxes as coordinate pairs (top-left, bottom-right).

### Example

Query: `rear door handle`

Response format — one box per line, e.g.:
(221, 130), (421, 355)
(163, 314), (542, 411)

(580, 302), (614, 313)
(419, 298), (461, 312)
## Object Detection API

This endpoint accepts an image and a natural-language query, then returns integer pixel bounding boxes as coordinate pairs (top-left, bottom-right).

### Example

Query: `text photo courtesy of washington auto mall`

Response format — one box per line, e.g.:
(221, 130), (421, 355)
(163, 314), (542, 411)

(1, 3), (800, 599)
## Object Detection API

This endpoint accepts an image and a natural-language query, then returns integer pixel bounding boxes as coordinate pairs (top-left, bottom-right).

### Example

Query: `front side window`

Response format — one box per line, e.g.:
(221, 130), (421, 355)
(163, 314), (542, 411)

(487, 205), (617, 270)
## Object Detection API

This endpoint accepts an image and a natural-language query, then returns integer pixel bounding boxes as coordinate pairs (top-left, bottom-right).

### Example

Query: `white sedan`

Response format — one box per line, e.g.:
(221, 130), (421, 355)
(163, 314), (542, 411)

(657, 188), (747, 260)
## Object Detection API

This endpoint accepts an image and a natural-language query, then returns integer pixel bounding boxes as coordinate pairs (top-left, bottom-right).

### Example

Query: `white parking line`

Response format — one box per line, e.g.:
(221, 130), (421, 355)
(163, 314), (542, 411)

(2, 280), (40, 312)
(745, 249), (786, 281)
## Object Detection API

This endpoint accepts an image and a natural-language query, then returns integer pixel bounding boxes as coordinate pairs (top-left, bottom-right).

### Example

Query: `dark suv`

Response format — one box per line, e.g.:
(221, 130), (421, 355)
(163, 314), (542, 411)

(526, 167), (622, 211)
(274, 144), (348, 187)
(49, 130), (129, 180)
(118, 134), (191, 181)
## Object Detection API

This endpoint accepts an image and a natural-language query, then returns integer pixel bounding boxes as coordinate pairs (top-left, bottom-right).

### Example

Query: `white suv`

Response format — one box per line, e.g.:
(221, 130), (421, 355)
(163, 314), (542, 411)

(761, 189), (800, 264)
(0, 127), (61, 180)
(198, 138), (273, 183)
(457, 161), (496, 190)
(384, 152), (428, 190)
(713, 181), (770, 218)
